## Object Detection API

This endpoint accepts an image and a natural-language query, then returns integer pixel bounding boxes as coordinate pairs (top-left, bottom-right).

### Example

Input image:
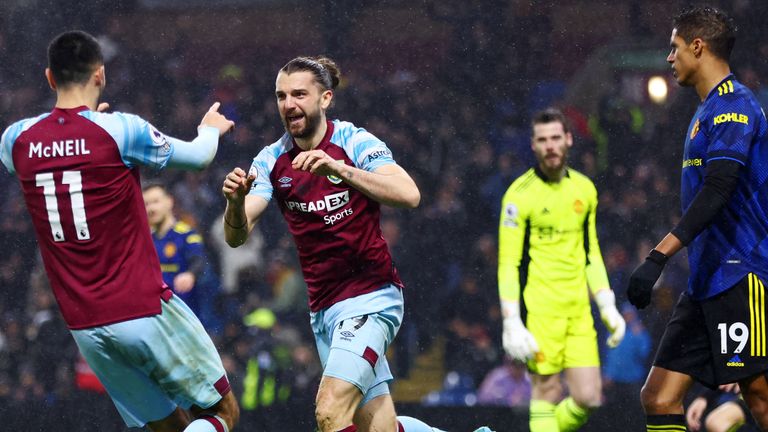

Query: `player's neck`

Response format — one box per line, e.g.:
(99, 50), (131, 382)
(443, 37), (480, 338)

(539, 164), (567, 182)
(155, 217), (176, 237)
(294, 120), (328, 151)
(694, 61), (731, 101)
(54, 88), (99, 111)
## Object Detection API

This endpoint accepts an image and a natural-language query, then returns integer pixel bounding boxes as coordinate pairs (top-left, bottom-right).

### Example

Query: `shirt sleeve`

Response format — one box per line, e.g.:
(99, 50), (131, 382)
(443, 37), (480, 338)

(584, 182), (610, 294)
(1, 114), (49, 175)
(705, 94), (759, 165)
(248, 147), (275, 202)
(498, 186), (528, 303)
(104, 112), (175, 170)
(348, 127), (396, 171)
(0, 124), (18, 175)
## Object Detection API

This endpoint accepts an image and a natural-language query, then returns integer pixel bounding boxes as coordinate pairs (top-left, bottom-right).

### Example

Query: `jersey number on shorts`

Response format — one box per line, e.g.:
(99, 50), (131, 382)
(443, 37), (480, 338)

(35, 171), (91, 242)
(718, 322), (749, 354)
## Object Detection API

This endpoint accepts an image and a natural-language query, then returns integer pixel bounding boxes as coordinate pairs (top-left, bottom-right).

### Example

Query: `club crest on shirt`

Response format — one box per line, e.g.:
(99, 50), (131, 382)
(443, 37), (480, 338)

(573, 199), (584, 214)
(690, 119), (700, 140)
(328, 160), (346, 185)
(163, 242), (177, 258)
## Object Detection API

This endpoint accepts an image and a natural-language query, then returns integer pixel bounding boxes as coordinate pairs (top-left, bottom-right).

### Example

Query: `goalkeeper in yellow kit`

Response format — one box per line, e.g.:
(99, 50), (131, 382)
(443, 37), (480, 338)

(498, 108), (625, 432)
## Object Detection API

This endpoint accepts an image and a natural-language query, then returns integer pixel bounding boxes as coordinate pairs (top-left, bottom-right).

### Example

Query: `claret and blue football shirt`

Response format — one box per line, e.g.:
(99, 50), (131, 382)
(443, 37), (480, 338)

(249, 119), (403, 311)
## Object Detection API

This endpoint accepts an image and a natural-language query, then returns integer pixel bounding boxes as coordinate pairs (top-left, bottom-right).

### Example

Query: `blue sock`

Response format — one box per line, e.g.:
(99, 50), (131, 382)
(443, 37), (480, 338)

(397, 416), (445, 432)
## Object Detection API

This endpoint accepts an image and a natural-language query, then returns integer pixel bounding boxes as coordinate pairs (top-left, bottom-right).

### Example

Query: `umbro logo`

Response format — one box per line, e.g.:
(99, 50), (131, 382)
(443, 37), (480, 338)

(278, 176), (292, 188)
(542, 208), (550, 214)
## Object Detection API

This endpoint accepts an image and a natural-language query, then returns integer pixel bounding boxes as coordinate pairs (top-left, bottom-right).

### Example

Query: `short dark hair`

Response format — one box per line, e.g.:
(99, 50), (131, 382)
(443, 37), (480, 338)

(532, 108), (570, 134)
(141, 180), (170, 195)
(673, 6), (736, 61)
(280, 56), (341, 91)
(48, 30), (104, 86)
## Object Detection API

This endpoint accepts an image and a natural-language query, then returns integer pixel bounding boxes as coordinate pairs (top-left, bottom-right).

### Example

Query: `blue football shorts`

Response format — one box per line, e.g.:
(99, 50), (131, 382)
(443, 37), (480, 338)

(310, 284), (404, 407)
(71, 294), (229, 428)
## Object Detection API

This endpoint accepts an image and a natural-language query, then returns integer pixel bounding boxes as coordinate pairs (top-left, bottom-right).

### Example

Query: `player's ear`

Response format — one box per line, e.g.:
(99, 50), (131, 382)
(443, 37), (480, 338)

(565, 132), (574, 148)
(320, 89), (333, 110)
(45, 68), (57, 91)
(691, 38), (704, 58)
(93, 65), (106, 88)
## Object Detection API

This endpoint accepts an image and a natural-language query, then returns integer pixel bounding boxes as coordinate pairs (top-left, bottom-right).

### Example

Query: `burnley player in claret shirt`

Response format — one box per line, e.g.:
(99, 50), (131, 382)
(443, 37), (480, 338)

(222, 56), (494, 432)
(1, 30), (239, 432)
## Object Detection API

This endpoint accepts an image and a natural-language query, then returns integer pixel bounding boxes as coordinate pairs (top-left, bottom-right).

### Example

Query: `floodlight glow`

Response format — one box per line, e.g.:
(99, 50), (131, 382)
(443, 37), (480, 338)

(648, 76), (668, 104)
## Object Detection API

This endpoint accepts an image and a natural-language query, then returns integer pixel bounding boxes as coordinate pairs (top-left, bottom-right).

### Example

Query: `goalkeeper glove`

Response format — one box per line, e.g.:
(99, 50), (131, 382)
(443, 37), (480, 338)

(594, 289), (626, 348)
(628, 249), (668, 309)
(501, 301), (539, 362)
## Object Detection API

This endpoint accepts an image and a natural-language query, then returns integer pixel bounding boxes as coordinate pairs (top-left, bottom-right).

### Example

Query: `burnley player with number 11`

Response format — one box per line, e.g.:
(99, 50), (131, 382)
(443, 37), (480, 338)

(1, 31), (238, 432)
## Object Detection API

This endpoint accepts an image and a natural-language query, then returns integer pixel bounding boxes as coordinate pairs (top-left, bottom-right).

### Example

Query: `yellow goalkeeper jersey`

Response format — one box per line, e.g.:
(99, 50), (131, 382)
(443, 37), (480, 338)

(498, 166), (609, 317)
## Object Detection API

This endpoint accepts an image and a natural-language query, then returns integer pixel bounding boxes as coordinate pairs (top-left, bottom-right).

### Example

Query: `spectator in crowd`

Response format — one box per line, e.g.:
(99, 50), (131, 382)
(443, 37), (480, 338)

(477, 357), (531, 407)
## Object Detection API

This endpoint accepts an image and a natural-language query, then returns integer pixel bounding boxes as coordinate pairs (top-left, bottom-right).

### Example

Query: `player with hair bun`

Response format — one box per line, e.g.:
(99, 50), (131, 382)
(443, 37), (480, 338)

(222, 56), (492, 432)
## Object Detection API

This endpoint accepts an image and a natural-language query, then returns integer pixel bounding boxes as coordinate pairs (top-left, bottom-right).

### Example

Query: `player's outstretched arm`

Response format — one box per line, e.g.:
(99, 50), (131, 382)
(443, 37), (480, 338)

(167, 102), (235, 170)
(222, 167), (268, 247)
(291, 150), (420, 208)
(198, 102), (235, 136)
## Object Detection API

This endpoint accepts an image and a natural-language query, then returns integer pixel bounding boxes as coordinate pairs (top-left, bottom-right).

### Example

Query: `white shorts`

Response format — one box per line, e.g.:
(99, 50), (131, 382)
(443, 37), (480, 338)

(311, 285), (404, 406)
(71, 294), (229, 427)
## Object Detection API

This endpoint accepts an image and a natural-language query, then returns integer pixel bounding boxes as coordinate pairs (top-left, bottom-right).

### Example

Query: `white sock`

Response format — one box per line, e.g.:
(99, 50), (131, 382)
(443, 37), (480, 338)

(183, 415), (229, 432)
(397, 416), (446, 432)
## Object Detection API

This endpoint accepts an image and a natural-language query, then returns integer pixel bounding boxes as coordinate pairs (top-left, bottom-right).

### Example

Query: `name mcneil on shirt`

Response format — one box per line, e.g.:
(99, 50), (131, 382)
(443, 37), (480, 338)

(29, 139), (91, 158)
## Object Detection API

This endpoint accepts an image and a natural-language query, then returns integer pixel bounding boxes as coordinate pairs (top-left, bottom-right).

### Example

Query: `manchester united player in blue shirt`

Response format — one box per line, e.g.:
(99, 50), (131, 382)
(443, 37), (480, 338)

(222, 57), (492, 432)
(627, 7), (768, 431)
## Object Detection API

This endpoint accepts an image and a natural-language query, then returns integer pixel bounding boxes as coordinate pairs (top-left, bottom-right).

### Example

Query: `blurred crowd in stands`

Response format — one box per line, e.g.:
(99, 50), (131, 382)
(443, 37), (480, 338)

(1, 0), (768, 429)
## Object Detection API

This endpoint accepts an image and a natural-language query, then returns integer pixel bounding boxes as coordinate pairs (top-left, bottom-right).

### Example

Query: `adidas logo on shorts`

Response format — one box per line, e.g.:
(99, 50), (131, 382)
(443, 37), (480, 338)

(727, 354), (745, 367)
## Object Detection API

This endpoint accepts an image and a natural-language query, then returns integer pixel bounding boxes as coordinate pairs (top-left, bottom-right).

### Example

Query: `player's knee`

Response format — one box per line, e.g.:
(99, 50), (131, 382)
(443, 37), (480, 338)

(704, 413), (739, 432)
(533, 377), (563, 401)
(210, 391), (240, 430)
(225, 394), (241, 429)
(572, 387), (602, 410)
(640, 383), (681, 414)
(315, 393), (350, 431)
(315, 402), (338, 432)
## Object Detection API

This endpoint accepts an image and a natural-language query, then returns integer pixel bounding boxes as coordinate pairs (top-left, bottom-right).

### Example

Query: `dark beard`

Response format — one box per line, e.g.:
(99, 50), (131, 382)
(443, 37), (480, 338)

(288, 111), (322, 139)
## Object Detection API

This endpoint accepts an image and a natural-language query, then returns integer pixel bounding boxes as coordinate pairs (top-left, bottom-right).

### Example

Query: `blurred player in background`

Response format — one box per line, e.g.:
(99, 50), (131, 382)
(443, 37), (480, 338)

(626, 6), (768, 431)
(686, 384), (758, 432)
(0, 30), (238, 432)
(498, 108), (625, 432)
(221, 56), (492, 432)
(144, 182), (223, 333)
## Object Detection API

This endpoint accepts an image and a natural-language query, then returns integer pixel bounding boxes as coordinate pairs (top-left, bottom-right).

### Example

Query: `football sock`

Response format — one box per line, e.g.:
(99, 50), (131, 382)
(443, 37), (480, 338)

(646, 414), (687, 431)
(555, 397), (590, 431)
(530, 399), (559, 432)
(397, 416), (446, 431)
(728, 422), (759, 432)
(183, 414), (229, 432)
